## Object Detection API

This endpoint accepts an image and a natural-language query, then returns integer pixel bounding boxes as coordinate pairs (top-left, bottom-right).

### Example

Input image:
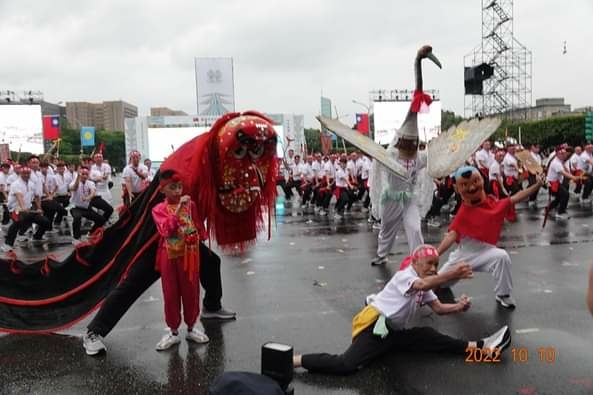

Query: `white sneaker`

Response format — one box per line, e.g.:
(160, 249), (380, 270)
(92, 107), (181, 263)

(554, 213), (569, 220)
(318, 210), (327, 216)
(427, 219), (440, 228)
(16, 235), (28, 243)
(1, 244), (14, 253)
(155, 331), (181, 351)
(372, 223), (381, 231)
(333, 213), (343, 220)
(186, 328), (209, 344)
(83, 331), (106, 356)
(481, 325), (511, 355)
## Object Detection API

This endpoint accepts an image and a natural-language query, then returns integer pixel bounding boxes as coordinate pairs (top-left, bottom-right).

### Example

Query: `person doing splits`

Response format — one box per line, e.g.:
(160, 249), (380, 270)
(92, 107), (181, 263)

(293, 245), (511, 375)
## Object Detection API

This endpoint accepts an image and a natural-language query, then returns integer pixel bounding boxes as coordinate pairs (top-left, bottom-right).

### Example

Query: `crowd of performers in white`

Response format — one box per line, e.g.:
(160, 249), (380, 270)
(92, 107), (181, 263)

(278, 141), (592, 226)
(0, 151), (156, 252)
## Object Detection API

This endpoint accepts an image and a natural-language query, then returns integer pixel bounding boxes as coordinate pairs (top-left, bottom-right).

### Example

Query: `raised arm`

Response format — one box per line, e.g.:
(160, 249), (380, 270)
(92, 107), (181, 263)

(412, 262), (472, 291)
(510, 175), (544, 204)
(437, 230), (458, 256)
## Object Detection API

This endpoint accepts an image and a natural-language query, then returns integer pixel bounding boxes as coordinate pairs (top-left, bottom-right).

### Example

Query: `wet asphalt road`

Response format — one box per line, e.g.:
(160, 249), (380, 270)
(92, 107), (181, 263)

(1, 193), (592, 395)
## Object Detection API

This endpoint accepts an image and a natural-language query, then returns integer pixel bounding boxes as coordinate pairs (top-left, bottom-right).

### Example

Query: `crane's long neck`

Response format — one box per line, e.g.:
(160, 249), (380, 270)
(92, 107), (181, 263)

(414, 56), (423, 92)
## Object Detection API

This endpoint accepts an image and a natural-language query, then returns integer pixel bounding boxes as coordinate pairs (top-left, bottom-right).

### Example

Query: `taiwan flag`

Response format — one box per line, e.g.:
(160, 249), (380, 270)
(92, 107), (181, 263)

(43, 115), (60, 140)
(355, 113), (369, 135)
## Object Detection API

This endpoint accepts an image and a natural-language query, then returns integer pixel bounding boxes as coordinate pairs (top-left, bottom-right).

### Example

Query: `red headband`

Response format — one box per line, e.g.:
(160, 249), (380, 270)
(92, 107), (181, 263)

(412, 245), (439, 260)
(159, 173), (182, 188)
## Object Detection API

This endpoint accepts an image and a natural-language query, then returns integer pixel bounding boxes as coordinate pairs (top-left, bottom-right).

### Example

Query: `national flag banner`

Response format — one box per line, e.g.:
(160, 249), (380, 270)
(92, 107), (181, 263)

(42, 115), (60, 140)
(355, 113), (369, 135)
(81, 126), (96, 146)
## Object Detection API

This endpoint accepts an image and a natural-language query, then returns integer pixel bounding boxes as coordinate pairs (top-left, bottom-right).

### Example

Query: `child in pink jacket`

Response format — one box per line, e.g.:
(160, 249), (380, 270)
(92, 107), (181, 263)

(151, 169), (209, 350)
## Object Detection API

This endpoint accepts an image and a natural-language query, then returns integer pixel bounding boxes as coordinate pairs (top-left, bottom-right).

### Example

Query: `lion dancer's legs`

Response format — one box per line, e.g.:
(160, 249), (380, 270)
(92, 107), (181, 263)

(84, 256), (160, 355)
(84, 243), (231, 355)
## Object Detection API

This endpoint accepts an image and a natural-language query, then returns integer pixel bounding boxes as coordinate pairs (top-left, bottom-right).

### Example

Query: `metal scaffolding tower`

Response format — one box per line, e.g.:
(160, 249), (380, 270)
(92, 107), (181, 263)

(464, 0), (532, 119)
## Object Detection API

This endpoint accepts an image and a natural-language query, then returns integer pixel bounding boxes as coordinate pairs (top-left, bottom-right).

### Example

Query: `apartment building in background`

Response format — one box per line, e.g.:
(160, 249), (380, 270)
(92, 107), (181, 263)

(66, 100), (138, 131)
(150, 107), (188, 116)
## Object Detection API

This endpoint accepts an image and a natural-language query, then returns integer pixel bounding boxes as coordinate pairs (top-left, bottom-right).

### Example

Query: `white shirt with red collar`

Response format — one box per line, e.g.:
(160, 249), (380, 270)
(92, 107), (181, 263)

(370, 265), (437, 329)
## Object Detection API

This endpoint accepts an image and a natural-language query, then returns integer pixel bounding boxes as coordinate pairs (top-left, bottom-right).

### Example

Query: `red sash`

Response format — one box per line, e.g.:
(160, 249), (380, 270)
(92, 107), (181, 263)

(490, 180), (501, 199)
(549, 180), (560, 193)
(334, 186), (345, 200)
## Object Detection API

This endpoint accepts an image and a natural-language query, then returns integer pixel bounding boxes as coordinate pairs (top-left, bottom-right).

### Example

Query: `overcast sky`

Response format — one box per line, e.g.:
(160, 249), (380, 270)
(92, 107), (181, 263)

(1, 0), (592, 128)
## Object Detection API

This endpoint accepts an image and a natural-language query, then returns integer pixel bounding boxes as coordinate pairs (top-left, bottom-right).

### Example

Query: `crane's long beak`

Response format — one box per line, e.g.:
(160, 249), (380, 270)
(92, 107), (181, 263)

(427, 53), (442, 69)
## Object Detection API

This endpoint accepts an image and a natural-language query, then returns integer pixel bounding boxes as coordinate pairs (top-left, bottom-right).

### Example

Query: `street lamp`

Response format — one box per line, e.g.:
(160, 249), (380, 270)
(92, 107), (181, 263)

(352, 99), (372, 140)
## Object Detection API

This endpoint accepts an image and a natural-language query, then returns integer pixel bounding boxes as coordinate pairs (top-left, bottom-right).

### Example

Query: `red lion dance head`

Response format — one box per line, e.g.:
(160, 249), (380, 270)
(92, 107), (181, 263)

(161, 111), (278, 252)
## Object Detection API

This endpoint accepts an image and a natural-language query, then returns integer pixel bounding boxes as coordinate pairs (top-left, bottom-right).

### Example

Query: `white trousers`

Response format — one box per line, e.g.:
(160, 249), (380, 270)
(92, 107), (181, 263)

(376, 199), (423, 257)
(438, 238), (513, 296)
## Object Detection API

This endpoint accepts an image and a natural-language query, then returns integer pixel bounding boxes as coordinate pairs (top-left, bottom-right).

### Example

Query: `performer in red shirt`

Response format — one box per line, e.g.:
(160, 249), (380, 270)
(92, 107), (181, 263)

(435, 166), (544, 309)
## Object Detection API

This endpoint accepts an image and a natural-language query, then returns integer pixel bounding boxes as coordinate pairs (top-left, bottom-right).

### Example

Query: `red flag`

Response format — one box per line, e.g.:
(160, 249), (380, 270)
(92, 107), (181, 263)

(355, 113), (369, 135)
(98, 143), (105, 155)
(42, 115), (60, 140)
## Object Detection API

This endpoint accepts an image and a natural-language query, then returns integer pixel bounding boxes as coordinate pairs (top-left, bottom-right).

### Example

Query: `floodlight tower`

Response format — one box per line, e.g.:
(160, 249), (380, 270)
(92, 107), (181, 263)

(464, 0), (532, 120)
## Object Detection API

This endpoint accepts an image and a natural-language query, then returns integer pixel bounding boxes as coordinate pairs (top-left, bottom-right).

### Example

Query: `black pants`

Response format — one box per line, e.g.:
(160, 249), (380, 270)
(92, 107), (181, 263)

(55, 195), (70, 209)
(277, 179), (293, 200)
(89, 196), (114, 222)
(527, 174), (539, 202)
(302, 183), (314, 205)
(5, 211), (51, 246)
(71, 207), (106, 239)
(88, 242), (223, 337)
(335, 188), (353, 213)
(582, 176), (593, 200)
(426, 182), (456, 219)
(0, 194), (9, 225)
(319, 190), (332, 210)
(505, 177), (522, 196)
(301, 324), (467, 375)
(42, 199), (68, 228)
(549, 184), (569, 214)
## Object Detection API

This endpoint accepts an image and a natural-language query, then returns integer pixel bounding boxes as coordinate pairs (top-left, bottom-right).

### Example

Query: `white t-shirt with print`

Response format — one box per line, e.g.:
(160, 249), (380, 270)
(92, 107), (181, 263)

(502, 153), (519, 177)
(69, 179), (96, 209)
(335, 167), (348, 188)
(90, 163), (113, 202)
(546, 157), (565, 183)
(122, 164), (148, 193)
(8, 177), (35, 212)
(489, 161), (501, 181)
(54, 172), (73, 196)
(475, 148), (493, 169)
(41, 173), (58, 197)
(370, 265), (437, 329)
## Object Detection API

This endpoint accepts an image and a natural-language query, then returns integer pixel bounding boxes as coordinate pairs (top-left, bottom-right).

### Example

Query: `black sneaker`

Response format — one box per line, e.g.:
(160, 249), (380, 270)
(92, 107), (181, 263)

(371, 255), (388, 266)
(201, 307), (237, 320)
(495, 294), (517, 309)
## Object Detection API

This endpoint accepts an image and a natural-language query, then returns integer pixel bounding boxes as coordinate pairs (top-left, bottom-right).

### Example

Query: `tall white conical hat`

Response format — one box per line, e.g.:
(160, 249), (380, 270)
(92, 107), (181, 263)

(397, 112), (418, 140)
